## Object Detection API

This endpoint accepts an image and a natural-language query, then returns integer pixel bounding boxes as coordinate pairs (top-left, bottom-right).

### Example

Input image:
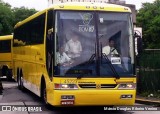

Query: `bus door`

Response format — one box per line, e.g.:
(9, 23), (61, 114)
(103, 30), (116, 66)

(46, 10), (55, 80)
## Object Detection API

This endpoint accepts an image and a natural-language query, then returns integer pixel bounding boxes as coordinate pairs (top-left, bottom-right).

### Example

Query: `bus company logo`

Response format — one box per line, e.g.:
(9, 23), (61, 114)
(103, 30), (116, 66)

(96, 84), (101, 89)
(80, 13), (93, 25)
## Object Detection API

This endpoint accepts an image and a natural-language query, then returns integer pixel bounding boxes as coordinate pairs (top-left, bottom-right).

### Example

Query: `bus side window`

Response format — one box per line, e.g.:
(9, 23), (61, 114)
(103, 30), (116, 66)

(30, 14), (45, 45)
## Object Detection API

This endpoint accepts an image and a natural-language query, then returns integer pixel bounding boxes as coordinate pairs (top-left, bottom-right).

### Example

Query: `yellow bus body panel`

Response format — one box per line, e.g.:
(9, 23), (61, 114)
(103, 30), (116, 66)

(47, 77), (136, 106)
(13, 44), (45, 83)
(0, 35), (13, 40)
(0, 54), (12, 67)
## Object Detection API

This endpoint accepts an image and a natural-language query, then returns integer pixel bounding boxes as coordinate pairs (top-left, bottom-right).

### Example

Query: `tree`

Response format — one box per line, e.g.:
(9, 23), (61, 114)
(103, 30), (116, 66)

(0, 0), (37, 35)
(12, 7), (37, 25)
(136, 0), (160, 48)
(0, 1), (14, 35)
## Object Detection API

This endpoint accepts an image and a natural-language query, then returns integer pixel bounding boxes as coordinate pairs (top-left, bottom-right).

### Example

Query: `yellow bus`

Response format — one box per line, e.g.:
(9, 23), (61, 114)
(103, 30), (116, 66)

(0, 35), (13, 80)
(13, 2), (136, 106)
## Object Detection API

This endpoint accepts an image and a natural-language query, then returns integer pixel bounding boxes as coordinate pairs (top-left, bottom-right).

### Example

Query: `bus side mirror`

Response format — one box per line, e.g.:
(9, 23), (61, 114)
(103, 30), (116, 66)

(134, 32), (143, 56)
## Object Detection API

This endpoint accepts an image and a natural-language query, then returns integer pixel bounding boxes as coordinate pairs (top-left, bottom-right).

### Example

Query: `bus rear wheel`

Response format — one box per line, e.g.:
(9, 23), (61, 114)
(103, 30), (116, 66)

(17, 71), (21, 89)
(20, 70), (24, 91)
(6, 70), (12, 81)
(2, 66), (12, 81)
(17, 70), (24, 90)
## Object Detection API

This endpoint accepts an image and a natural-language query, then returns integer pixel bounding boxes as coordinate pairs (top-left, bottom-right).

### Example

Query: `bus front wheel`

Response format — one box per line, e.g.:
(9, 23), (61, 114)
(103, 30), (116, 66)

(41, 82), (48, 105)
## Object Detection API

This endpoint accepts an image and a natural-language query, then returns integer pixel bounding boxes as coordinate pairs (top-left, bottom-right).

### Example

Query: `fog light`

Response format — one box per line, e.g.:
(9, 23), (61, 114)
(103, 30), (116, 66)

(61, 95), (74, 100)
(120, 94), (132, 99)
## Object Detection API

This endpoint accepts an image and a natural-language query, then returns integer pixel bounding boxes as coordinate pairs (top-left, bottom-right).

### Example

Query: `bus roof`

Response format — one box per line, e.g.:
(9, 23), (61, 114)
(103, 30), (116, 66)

(0, 35), (13, 41)
(14, 2), (131, 29)
(52, 2), (131, 12)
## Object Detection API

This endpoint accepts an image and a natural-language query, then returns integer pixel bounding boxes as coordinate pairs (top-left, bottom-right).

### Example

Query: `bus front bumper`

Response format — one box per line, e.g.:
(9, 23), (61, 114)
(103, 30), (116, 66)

(48, 89), (136, 106)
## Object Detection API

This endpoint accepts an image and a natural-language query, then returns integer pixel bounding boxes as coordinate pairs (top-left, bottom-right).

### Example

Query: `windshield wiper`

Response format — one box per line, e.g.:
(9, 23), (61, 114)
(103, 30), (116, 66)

(77, 43), (97, 79)
(102, 53), (120, 79)
(100, 42), (120, 79)
(77, 73), (85, 79)
(77, 53), (95, 79)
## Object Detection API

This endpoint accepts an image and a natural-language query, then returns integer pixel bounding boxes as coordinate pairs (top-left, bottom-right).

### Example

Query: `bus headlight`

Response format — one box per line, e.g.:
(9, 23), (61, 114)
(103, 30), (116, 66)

(118, 83), (136, 90)
(54, 84), (78, 90)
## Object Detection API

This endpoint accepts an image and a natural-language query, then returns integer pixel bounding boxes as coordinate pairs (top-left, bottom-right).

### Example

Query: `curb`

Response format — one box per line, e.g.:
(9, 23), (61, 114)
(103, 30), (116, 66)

(136, 98), (160, 106)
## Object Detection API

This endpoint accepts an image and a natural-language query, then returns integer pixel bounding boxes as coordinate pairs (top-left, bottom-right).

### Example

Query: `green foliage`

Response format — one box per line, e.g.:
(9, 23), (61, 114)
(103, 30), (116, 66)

(0, 1), (14, 35)
(12, 7), (37, 25)
(0, 0), (37, 35)
(137, 0), (160, 48)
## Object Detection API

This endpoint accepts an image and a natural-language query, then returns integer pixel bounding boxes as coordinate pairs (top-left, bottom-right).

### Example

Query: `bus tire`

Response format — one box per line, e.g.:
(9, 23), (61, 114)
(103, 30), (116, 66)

(6, 70), (12, 81)
(41, 80), (48, 106)
(17, 69), (21, 90)
(1, 66), (6, 76)
(20, 70), (24, 91)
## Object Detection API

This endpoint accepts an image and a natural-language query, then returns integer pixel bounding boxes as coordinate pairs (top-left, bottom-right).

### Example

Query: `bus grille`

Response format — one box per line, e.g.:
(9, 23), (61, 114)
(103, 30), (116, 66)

(78, 84), (117, 89)
(101, 84), (117, 88)
(79, 84), (96, 88)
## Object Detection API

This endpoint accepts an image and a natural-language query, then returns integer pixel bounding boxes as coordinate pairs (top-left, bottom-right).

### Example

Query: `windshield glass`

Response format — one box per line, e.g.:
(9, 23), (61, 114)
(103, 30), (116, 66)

(98, 12), (134, 76)
(54, 11), (134, 77)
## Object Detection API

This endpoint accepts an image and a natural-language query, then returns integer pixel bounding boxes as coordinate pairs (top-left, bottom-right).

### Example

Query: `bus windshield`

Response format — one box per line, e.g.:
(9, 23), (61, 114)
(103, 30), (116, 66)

(54, 11), (134, 77)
